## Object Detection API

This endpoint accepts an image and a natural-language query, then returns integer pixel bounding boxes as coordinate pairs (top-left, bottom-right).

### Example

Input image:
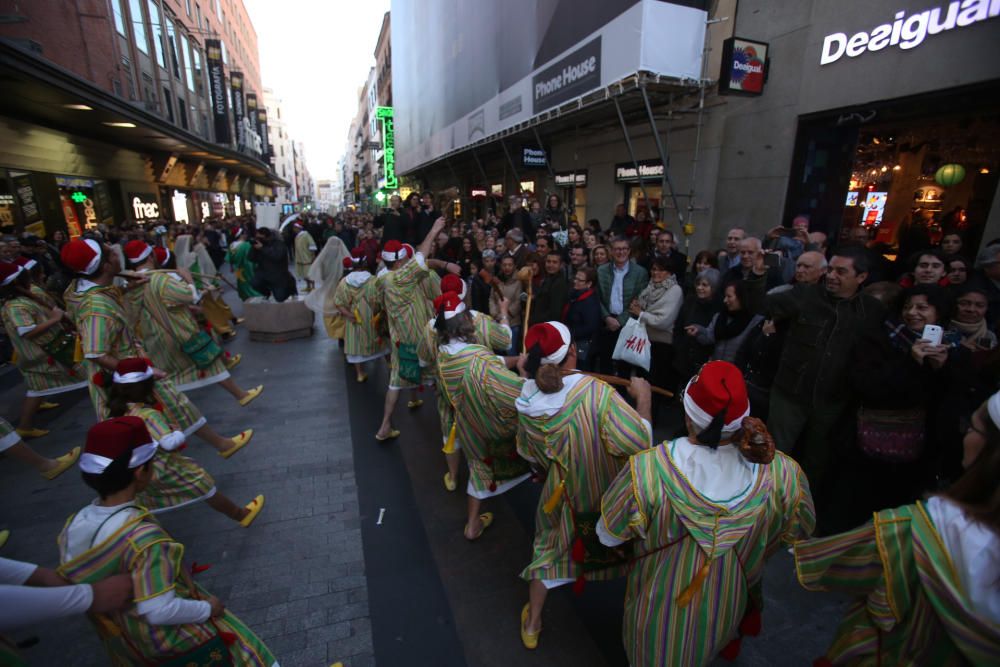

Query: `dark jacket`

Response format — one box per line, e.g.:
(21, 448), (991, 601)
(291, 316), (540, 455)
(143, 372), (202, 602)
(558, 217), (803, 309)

(764, 283), (886, 406)
(529, 273), (569, 326)
(725, 265), (784, 313)
(608, 214), (634, 238)
(375, 208), (409, 243)
(597, 260), (650, 326)
(416, 207), (441, 243)
(500, 209), (535, 242)
(673, 296), (718, 386)
(565, 288), (600, 343)
(249, 238), (292, 286)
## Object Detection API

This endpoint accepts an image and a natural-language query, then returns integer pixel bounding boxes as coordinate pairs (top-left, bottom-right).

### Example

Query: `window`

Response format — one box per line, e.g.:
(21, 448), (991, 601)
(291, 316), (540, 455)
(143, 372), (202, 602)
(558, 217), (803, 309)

(128, 0), (148, 53)
(180, 34), (194, 90)
(166, 18), (181, 79)
(163, 87), (174, 122)
(214, 0), (221, 21)
(220, 40), (227, 66)
(185, 0), (192, 16)
(177, 98), (188, 129)
(113, 0), (127, 36)
(195, 3), (201, 28)
(147, 0), (165, 68)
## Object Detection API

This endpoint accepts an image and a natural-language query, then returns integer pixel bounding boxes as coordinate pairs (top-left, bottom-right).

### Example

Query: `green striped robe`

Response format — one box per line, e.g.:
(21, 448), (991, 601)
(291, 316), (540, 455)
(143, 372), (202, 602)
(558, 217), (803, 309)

(601, 446), (815, 667)
(517, 375), (650, 583)
(57, 509), (275, 666)
(437, 343), (527, 494)
(795, 502), (1000, 665)
(1, 296), (86, 394)
(128, 404), (215, 512)
(63, 280), (204, 434)
(376, 257), (440, 387)
(333, 273), (387, 361)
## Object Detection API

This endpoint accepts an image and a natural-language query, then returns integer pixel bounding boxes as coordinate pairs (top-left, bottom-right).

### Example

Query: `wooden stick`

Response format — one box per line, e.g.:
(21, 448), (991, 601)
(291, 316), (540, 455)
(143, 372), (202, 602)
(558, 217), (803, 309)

(561, 369), (674, 398)
(126, 269), (237, 291)
(477, 268), (503, 297)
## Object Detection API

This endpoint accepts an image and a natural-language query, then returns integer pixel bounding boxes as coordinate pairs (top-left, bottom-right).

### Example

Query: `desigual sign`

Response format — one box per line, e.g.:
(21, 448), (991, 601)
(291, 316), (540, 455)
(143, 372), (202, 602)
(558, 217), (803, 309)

(820, 0), (999, 65)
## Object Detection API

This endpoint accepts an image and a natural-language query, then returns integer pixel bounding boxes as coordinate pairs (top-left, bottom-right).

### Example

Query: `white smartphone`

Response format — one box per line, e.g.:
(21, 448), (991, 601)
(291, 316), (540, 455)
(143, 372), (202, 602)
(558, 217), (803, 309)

(920, 324), (943, 346)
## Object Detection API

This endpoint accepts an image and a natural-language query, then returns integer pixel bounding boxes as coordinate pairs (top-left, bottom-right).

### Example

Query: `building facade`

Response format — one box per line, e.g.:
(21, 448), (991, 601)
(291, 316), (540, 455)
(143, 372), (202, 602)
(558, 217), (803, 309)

(263, 87), (295, 207)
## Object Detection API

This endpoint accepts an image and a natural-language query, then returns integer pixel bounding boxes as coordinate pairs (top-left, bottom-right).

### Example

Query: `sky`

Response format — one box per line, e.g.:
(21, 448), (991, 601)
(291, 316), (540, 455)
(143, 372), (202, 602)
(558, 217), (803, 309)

(244, 0), (391, 182)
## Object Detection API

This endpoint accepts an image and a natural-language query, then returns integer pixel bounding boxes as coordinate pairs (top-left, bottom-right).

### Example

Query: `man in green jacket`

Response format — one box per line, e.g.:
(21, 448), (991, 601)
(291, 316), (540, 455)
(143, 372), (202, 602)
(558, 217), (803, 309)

(595, 237), (649, 374)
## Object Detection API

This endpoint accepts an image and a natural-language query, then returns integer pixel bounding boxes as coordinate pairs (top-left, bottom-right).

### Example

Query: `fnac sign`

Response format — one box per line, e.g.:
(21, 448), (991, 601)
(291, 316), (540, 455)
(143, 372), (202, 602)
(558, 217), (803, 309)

(719, 37), (768, 96)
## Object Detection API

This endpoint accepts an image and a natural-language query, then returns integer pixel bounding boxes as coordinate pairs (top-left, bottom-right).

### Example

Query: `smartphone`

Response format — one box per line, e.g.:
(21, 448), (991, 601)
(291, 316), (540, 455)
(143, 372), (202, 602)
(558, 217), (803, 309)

(764, 252), (781, 268)
(920, 324), (943, 346)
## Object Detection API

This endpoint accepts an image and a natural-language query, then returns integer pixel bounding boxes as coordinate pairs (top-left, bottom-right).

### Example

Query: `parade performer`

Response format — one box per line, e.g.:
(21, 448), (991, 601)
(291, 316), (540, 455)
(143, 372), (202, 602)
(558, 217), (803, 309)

(224, 232), (262, 300)
(122, 240), (262, 404)
(60, 238), (252, 458)
(293, 222), (318, 292)
(0, 415), (79, 480)
(174, 235), (237, 338)
(107, 357), (264, 525)
(303, 234), (350, 340)
(418, 273), (512, 492)
(429, 291), (528, 538)
(0, 261), (87, 438)
(598, 361), (815, 666)
(794, 390), (1000, 666)
(373, 217), (448, 441)
(57, 417), (278, 666)
(515, 321), (652, 650)
(332, 250), (387, 382)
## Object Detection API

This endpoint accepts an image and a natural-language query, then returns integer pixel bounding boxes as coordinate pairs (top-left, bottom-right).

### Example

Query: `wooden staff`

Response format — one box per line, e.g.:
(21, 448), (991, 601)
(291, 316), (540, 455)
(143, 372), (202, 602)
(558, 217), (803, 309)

(561, 369), (674, 398)
(517, 266), (534, 349)
(477, 268), (503, 298)
(122, 269), (237, 291)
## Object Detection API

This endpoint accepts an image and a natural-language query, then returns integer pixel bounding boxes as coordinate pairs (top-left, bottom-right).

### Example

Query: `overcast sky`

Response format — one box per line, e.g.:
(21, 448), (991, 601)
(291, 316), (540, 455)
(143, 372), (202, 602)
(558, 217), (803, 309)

(244, 0), (390, 182)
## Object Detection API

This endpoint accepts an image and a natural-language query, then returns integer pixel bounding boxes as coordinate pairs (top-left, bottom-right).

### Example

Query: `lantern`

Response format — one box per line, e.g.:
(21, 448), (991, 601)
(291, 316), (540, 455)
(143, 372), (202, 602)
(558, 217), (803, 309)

(935, 164), (966, 187)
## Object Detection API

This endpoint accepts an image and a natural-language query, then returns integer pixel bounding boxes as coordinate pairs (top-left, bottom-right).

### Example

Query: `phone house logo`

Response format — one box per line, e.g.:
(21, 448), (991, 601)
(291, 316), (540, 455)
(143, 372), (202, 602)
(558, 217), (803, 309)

(820, 0), (999, 65)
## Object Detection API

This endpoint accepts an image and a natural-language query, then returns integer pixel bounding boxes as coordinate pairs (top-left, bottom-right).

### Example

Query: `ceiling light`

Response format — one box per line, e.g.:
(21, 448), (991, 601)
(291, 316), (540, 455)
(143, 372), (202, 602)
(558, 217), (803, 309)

(981, 167), (990, 174)
(892, 165), (901, 171)
(103, 121), (136, 128)
(63, 104), (93, 111)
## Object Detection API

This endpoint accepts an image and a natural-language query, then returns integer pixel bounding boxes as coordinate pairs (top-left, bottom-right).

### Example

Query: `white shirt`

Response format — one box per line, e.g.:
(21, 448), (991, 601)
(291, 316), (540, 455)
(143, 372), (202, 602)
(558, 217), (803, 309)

(0, 556), (94, 631)
(610, 262), (629, 315)
(667, 437), (758, 508)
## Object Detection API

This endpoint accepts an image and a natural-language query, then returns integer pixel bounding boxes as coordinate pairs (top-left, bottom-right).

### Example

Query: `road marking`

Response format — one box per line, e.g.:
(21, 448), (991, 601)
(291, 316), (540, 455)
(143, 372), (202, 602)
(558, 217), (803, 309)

(377, 507), (385, 525)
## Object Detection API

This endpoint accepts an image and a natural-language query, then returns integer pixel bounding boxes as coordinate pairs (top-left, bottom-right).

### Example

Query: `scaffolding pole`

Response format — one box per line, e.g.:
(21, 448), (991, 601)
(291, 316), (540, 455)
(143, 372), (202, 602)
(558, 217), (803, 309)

(612, 95), (649, 219)
(499, 138), (522, 194)
(640, 84), (684, 228)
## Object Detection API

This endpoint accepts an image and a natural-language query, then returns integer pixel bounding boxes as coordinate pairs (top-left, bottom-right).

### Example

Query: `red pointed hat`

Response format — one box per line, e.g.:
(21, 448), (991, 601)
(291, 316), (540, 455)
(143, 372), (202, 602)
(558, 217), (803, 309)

(524, 321), (571, 365)
(153, 246), (171, 266)
(124, 240), (153, 264)
(113, 357), (155, 384)
(433, 291), (466, 319)
(401, 243), (415, 259)
(0, 261), (24, 286)
(79, 416), (158, 474)
(381, 240), (402, 262)
(683, 361), (749, 434)
(60, 239), (103, 276)
(14, 256), (37, 271)
(342, 256), (356, 269)
(351, 246), (366, 259)
(440, 274), (467, 300)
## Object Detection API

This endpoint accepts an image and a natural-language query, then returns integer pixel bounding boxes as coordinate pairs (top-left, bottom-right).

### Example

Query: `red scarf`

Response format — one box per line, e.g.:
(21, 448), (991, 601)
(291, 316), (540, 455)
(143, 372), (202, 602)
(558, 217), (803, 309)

(562, 288), (594, 321)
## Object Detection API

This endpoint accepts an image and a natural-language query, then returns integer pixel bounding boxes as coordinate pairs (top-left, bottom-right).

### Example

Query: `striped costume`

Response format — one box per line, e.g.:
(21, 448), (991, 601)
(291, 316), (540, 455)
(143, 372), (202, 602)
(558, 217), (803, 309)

(128, 271), (230, 391)
(57, 509), (276, 666)
(376, 255), (440, 389)
(332, 271), (388, 363)
(418, 310), (511, 450)
(63, 280), (206, 436)
(600, 444), (815, 666)
(794, 501), (1000, 665)
(516, 374), (650, 587)
(0, 417), (19, 453)
(128, 404), (216, 513)
(294, 230), (316, 280)
(1, 296), (87, 396)
(436, 343), (528, 497)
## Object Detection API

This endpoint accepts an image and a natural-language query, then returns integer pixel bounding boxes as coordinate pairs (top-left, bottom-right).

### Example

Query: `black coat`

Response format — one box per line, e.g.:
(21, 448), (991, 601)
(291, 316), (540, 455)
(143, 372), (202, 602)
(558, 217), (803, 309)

(249, 238), (293, 287)
(565, 289), (600, 343)
(375, 208), (410, 243)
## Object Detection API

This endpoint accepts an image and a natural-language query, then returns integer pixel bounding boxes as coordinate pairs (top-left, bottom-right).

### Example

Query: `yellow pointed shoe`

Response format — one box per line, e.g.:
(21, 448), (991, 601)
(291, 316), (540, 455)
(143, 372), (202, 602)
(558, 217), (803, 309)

(39, 401), (60, 411)
(520, 602), (540, 650)
(16, 427), (49, 439)
(374, 429), (400, 442)
(407, 399), (423, 409)
(356, 373), (368, 383)
(238, 385), (264, 407)
(224, 353), (242, 370)
(443, 472), (457, 492)
(219, 430), (254, 459)
(234, 317), (246, 325)
(464, 512), (494, 541)
(41, 447), (81, 481)
(0, 529), (9, 549)
(239, 495), (265, 527)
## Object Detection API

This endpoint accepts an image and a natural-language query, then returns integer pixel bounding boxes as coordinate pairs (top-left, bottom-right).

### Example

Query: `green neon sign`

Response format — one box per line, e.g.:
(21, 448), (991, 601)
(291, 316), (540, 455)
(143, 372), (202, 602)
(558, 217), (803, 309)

(71, 191), (88, 203)
(377, 106), (397, 190)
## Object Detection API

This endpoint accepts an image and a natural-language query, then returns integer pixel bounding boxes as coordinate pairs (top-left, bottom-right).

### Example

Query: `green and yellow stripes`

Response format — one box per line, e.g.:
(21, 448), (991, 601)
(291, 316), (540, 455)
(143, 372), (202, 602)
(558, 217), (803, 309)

(333, 277), (384, 358)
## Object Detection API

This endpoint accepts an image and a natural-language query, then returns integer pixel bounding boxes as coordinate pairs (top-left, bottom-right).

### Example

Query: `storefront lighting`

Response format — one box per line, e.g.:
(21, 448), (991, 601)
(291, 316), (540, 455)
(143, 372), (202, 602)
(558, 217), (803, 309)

(880, 166), (888, 173)
(103, 121), (136, 128)
(892, 165), (901, 171)
(981, 167), (990, 174)
(70, 192), (88, 203)
(374, 191), (386, 203)
(63, 104), (93, 111)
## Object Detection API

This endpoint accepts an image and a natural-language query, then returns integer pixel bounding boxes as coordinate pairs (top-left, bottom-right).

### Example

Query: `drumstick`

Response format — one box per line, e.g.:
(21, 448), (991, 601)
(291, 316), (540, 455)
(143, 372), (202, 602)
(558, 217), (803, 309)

(561, 369), (674, 398)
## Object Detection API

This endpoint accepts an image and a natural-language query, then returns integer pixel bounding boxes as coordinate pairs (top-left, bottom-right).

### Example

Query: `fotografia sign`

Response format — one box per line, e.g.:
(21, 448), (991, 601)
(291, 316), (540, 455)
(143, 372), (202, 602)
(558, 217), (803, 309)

(205, 39), (230, 143)
(231, 71), (246, 149)
(719, 37), (768, 95)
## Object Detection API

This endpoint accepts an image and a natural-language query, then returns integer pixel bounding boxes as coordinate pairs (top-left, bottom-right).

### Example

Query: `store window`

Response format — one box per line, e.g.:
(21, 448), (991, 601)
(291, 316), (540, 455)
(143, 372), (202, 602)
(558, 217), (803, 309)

(572, 187), (587, 224)
(166, 17), (181, 80)
(147, 0), (165, 68)
(177, 97), (188, 130)
(626, 185), (662, 222)
(163, 87), (174, 122)
(128, 0), (148, 54)
(180, 34), (194, 91)
(112, 0), (127, 36)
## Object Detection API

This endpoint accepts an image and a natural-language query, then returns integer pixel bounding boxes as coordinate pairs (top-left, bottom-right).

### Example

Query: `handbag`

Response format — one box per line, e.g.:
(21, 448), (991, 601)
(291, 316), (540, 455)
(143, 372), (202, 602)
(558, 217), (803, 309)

(856, 406), (925, 463)
(39, 329), (79, 368)
(180, 330), (224, 369)
(611, 317), (651, 371)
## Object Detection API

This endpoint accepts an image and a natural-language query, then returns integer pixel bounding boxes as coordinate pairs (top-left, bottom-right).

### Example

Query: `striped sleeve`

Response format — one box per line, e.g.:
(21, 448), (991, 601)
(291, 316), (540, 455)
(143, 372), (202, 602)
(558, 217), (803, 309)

(124, 532), (184, 603)
(79, 313), (115, 357)
(5, 301), (37, 334)
(157, 274), (195, 306)
(793, 520), (883, 594)
(600, 457), (648, 543)
(482, 316), (512, 352)
(599, 387), (652, 457)
(482, 357), (523, 416)
(332, 280), (350, 312)
(138, 408), (174, 440)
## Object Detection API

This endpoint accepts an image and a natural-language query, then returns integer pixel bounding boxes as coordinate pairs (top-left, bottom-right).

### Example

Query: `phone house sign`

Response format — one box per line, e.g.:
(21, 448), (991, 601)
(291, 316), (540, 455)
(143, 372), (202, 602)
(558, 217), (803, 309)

(820, 0), (999, 65)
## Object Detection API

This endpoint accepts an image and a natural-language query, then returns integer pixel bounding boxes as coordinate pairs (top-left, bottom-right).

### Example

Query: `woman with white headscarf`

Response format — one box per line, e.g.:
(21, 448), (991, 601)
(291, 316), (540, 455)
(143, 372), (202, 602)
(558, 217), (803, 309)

(304, 235), (350, 339)
(174, 235), (237, 339)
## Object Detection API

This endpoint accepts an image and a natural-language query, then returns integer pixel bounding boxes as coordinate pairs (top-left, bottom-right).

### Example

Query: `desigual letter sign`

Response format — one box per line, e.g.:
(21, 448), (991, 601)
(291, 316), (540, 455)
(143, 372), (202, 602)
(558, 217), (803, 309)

(820, 0), (999, 65)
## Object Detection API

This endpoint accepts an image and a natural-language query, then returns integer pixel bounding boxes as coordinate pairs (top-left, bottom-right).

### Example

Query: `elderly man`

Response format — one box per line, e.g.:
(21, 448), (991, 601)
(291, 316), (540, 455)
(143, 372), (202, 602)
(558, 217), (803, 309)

(724, 227), (746, 269)
(596, 236), (649, 374)
(724, 237), (785, 301)
(649, 229), (687, 276)
(501, 196), (535, 242)
(768, 250), (827, 295)
(503, 229), (529, 268)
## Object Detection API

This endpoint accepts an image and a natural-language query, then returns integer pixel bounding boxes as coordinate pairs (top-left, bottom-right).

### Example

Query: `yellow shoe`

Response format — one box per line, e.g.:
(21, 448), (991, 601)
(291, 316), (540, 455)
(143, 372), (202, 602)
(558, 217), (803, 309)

(234, 317), (246, 325)
(39, 401), (59, 411)
(219, 430), (253, 459)
(225, 353), (243, 370)
(464, 512), (493, 541)
(238, 385), (263, 407)
(520, 603), (540, 649)
(41, 447), (81, 481)
(443, 472), (457, 492)
(16, 427), (49, 439)
(374, 429), (400, 442)
(407, 399), (423, 409)
(239, 495), (265, 527)
(0, 529), (9, 549)
(356, 373), (368, 383)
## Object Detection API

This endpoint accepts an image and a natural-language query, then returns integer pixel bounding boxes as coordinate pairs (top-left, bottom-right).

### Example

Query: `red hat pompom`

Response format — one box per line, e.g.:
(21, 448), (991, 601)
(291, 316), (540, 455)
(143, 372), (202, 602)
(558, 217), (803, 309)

(92, 371), (105, 387)
(440, 273), (463, 294)
(342, 257), (354, 269)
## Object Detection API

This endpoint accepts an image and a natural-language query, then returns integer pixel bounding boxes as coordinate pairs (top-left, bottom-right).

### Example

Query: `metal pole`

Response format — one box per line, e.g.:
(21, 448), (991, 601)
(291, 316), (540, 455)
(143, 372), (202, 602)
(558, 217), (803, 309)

(686, 82), (708, 257)
(531, 126), (557, 181)
(471, 148), (490, 185)
(612, 95), (648, 218)
(640, 85), (684, 228)
(499, 138), (522, 193)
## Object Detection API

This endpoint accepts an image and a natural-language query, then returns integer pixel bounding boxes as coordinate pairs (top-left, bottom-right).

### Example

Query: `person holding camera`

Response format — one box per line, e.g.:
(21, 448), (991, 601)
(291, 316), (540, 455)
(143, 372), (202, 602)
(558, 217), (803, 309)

(249, 227), (296, 303)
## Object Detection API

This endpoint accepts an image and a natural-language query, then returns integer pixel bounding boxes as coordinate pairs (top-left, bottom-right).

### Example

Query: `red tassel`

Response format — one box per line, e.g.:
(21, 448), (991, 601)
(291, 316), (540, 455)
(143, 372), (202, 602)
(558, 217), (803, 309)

(47, 356), (54, 365)
(719, 638), (742, 661)
(572, 574), (586, 596)
(177, 444), (187, 452)
(218, 631), (237, 646)
(483, 457), (494, 466)
(204, 322), (212, 331)
(190, 562), (212, 575)
(153, 402), (164, 412)
(143, 357), (153, 367)
(418, 384), (425, 393)
(571, 537), (586, 564)
(507, 451), (519, 460)
(198, 369), (206, 378)
(92, 372), (105, 387)
(68, 369), (76, 377)
(488, 481), (497, 492)
(812, 659), (834, 667)
(224, 351), (232, 359)
(739, 606), (761, 637)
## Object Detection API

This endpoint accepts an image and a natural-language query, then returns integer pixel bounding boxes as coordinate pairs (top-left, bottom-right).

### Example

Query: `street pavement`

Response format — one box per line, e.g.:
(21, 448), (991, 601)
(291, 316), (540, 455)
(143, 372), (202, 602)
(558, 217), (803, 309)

(0, 281), (850, 666)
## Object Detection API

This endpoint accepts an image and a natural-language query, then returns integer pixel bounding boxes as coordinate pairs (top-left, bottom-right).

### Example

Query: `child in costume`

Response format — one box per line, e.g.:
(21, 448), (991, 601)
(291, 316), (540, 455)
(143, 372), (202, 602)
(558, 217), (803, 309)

(108, 357), (264, 526)
(333, 250), (388, 383)
(58, 417), (278, 666)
